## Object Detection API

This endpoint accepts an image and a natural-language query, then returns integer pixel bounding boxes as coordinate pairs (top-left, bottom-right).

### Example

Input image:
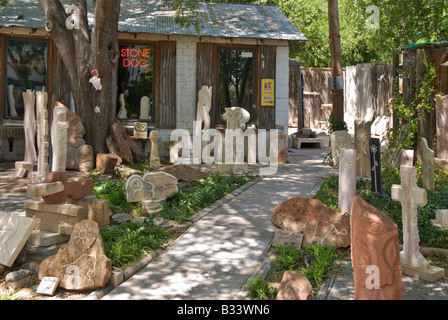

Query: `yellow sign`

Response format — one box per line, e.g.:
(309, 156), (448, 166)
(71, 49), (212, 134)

(261, 79), (275, 107)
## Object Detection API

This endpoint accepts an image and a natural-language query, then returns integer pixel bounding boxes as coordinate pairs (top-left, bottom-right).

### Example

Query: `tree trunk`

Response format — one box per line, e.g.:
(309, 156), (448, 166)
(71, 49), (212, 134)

(39, 0), (121, 154)
(328, 0), (344, 121)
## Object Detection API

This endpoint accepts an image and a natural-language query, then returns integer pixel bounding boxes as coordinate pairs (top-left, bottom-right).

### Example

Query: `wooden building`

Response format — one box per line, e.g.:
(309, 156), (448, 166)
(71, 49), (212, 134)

(0, 1), (307, 161)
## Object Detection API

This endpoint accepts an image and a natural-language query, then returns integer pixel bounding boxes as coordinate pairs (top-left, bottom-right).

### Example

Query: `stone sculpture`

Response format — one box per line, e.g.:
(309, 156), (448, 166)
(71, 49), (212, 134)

(126, 171), (178, 213)
(338, 148), (357, 215)
(222, 107), (250, 130)
(421, 138), (434, 191)
(23, 89), (37, 164)
(355, 120), (371, 178)
(149, 130), (161, 170)
(196, 86), (212, 130)
(7, 84), (18, 117)
(139, 96), (151, 120)
(117, 93), (127, 119)
(134, 122), (148, 139)
(38, 220), (112, 291)
(51, 103), (68, 172)
(270, 198), (350, 248)
(391, 165), (445, 281)
(436, 95), (448, 159)
(330, 130), (352, 168)
(36, 91), (50, 178)
(350, 196), (404, 300)
(60, 103), (94, 173)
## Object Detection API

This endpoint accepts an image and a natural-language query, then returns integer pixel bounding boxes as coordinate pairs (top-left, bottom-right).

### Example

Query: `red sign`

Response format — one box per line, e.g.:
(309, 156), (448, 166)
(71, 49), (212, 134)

(121, 48), (151, 68)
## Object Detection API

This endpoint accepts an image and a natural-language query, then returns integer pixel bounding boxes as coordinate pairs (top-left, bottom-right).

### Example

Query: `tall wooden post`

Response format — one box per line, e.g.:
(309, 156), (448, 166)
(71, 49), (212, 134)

(328, 0), (344, 121)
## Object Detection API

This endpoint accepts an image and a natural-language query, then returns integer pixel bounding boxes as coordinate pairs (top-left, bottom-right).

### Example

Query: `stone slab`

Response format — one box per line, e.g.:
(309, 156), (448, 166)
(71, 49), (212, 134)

(25, 200), (85, 217)
(27, 181), (65, 197)
(401, 263), (445, 282)
(28, 230), (69, 247)
(0, 212), (37, 267)
(436, 209), (448, 226)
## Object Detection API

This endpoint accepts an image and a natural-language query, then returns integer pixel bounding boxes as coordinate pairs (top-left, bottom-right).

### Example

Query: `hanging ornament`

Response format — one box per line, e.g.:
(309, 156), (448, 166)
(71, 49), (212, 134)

(89, 69), (102, 91)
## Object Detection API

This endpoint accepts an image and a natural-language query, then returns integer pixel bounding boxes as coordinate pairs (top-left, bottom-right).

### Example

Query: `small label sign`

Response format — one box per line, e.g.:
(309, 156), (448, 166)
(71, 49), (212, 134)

(273, 230), (303, 249)
(36, 277), (59, 296)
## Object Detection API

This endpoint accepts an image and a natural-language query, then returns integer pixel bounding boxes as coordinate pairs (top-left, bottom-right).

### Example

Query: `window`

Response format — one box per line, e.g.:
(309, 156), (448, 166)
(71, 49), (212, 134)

(4, 38), (48, 119)
(117, 43), (155, 121)
(216, 47), (255, 125)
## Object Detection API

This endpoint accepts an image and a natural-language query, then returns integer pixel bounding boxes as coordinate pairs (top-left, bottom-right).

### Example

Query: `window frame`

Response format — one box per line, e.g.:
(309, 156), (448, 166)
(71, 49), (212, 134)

(2, 35), (49, 123)
(117, 41), (157, 125)
(213, 44), (259, 129)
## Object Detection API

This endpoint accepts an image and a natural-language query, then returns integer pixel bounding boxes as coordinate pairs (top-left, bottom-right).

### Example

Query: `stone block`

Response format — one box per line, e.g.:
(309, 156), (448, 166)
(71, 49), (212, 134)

(400, 263), (445, 282)
(66, 196), (110, 227)
(15, 161), (34, 178)
(436, 209), (448, 226)
(27, 181), (65, 197)
(27, 230), (69, 247)
(96, 153), (120, 174)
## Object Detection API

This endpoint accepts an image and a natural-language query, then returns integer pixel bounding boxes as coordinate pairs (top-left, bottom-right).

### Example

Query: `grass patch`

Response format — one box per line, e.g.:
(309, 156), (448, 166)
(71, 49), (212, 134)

(247, 244), (338, 300)
(101, 219), (169, 270)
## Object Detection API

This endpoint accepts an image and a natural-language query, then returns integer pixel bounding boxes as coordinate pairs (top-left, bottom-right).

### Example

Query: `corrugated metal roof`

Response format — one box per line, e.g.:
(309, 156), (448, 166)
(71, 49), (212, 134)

(0, 0), (307, 41)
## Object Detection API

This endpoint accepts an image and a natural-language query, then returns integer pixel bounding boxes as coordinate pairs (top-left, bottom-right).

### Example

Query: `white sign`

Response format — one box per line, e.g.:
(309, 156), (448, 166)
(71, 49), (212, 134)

(36, 277), (60, 296)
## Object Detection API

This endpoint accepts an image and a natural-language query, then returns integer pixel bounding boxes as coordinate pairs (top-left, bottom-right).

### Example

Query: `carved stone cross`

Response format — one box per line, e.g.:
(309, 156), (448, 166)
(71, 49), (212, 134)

(391, 165), (428, 269)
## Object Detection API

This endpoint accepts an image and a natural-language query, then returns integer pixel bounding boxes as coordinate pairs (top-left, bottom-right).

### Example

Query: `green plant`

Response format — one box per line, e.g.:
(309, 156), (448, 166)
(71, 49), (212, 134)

(0, 288), (22, 300)
(273, 244), (302, 270)
(244, 275), (278, 300)
(93, 179), (138, 214)
(299, 244), (337, 290)
(101, 220), (169, 270)
(328, 115), (348, 135)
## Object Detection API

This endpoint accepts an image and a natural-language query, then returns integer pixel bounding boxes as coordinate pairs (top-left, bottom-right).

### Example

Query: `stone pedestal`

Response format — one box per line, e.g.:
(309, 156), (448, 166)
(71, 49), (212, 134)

(338, 148), (357, 215)
(330, 130), (352, 168)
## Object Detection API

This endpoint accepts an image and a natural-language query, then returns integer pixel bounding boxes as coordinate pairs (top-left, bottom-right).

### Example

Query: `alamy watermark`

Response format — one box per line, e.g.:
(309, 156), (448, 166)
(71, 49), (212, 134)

(170, 121), (279, 176)
(366, 5), (380, 30)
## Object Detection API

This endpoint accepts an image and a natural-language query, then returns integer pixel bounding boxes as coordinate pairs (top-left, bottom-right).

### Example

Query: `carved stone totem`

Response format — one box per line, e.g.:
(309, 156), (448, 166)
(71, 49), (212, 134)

(330, 130), (352, 168)
(421, 138), (434, 191)
(350, 196), (404, 300)
(23, 89), (37, 164)
(149, 130), (161, 170)
(36, 91), (50, 178)
(436, 95), (448, 159)
(196, 86), (212, 130)
(355, 120), (371, 178)
(338, 148), (357, 215)
(51, 104), (68, 172)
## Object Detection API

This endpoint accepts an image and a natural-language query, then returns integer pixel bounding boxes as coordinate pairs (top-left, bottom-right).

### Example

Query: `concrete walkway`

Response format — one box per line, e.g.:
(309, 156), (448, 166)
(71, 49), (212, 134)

(102, 148), (335, 300)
